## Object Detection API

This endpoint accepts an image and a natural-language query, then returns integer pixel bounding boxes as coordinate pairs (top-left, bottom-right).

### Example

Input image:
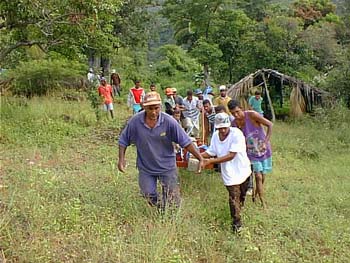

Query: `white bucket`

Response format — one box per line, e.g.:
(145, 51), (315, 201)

(187, 158), (199, 172)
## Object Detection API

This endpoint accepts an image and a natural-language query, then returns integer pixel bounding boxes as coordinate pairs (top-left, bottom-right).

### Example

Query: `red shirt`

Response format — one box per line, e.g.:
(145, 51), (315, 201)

(130, 87), (144, 104)
(98, 85), (113, 104)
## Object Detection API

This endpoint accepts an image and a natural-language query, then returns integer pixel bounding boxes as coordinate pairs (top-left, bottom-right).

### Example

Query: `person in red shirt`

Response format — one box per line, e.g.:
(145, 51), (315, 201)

(98, 77), (114, 119)
(127, 80), (145, 114)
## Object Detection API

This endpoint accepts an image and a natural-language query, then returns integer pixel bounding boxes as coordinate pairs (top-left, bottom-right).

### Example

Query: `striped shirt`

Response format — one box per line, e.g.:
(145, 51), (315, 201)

(206, 108), (216, 124)
(183, 97), (200, 120)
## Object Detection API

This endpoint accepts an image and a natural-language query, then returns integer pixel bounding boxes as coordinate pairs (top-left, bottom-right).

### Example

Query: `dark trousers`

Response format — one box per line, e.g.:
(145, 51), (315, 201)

(225, 177), (249, 226)
(138, 169), (180, 211)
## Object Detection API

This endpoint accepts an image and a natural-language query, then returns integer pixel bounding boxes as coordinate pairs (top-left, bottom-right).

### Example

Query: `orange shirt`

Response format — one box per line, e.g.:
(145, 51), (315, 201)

(98, 85), (113, 104)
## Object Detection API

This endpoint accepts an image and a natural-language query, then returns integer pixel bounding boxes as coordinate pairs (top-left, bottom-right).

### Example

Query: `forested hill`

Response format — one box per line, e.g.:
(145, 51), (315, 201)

(1, 0), (349, 105)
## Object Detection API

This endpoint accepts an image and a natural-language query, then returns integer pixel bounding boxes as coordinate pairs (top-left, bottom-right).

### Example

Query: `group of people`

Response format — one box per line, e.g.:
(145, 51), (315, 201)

(89, 68), (272, 233)
(114, 79), (273, 233)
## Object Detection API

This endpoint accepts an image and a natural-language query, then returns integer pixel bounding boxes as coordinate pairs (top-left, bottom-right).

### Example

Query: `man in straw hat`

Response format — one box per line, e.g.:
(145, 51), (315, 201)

(118, 92), (204, 211)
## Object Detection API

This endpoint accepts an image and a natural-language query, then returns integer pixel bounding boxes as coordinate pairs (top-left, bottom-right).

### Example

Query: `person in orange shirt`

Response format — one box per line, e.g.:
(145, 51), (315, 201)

(98, 77), (114, 119)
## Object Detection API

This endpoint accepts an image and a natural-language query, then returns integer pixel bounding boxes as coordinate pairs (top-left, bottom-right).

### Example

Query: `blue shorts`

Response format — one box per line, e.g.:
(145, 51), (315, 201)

(103, 103), (113, 111)
(133, 104), (142, 114)
(252, 157), (272, 174)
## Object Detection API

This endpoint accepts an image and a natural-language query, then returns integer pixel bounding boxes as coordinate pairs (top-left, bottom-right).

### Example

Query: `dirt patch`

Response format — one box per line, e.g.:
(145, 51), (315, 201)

(89, 127), (120, 145)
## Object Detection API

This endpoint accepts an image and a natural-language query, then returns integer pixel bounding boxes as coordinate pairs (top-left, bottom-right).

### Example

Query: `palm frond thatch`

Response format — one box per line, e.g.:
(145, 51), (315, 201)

(290, 83), (306, 118)
(226, 69), (332, 120)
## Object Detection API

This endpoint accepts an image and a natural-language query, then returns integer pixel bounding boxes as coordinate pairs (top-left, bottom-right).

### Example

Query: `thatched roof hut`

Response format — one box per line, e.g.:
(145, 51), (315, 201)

(226, 68), (332, 121)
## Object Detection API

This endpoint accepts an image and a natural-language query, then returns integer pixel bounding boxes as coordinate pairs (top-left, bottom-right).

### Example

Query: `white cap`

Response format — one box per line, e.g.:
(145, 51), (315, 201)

(215, 112), (231, 128)
(219, 85), (226, 91)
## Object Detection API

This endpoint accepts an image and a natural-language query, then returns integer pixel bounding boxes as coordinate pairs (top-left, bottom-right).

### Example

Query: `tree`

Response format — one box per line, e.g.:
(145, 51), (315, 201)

(189, 38), (222, 85)
(236, 0), (272, 21)
(256, 15), (313, 76)
(211, 9), (254, 82)
(0, 0), (123, 64)
(292, 0), (336, 28)
(162, 0), (231, 84)
(154, 44), (200, 78)
(301, 21), (342, 70)
(113, 0), (152, 49)
(323, 47), (350, 107)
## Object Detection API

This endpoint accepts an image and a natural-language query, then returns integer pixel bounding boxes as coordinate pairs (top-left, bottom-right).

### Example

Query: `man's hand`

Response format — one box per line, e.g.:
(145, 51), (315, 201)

(202, 159), (212, 169)
(197, 158), (204, 173)
(117, 158), (127, 173)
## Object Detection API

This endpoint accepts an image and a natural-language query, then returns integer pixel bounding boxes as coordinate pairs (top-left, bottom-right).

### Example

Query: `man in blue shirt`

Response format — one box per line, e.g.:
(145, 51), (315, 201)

(118, 92), (204, 211)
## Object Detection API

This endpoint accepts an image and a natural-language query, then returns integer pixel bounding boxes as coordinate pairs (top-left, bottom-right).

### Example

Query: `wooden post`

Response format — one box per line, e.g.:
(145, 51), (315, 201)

(262, 74), (276, 122)
(201, 109), (205, 145)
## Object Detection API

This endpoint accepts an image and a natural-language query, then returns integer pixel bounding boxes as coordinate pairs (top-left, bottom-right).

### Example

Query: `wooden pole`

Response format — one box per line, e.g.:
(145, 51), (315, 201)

(262, 73), (276, 122)
(201, 109), (205, 144)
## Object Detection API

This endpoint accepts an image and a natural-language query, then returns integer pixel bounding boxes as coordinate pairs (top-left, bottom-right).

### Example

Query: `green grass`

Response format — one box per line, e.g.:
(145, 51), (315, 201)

(1, 95), (350, 262)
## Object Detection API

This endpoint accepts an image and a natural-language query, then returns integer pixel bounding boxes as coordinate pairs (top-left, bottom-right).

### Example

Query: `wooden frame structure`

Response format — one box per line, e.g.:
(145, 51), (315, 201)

(226, 69), (332, 121)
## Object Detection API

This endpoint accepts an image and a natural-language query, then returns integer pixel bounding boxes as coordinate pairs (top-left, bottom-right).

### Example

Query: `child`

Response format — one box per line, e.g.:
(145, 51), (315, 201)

(201, 113), (251, 233)
(172, 109), (182, 125)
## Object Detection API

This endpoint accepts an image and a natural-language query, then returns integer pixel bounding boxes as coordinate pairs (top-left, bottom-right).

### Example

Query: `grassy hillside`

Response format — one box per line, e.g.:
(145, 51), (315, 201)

(1, 95), (349, 262)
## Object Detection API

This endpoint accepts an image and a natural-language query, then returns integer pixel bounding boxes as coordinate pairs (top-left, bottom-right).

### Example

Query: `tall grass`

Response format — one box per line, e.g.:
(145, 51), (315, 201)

(1, 96), (349, 262)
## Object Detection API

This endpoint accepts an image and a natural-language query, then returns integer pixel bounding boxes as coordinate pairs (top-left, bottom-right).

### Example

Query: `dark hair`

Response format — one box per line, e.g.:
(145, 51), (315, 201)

(227, 99), (240, 110)
(203, 99), (211, 105)
(215, 105), (226, 113)
(173, 109), (181, 114)
(187, 90), (193, 96)
(255, 91), (261, 95)
(150, 84), (156, 87)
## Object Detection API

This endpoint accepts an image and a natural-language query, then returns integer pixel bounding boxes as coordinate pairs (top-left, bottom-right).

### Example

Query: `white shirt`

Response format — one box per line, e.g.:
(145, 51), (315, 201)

(87, 72), (95, 83)
(206, 127), (251, 186)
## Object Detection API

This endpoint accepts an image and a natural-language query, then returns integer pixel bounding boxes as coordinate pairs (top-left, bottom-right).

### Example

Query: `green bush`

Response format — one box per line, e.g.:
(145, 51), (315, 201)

(7, 58), (86, 96)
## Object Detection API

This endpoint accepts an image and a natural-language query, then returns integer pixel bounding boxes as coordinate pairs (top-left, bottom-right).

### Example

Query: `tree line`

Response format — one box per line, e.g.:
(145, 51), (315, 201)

(0, 0), (349, 104)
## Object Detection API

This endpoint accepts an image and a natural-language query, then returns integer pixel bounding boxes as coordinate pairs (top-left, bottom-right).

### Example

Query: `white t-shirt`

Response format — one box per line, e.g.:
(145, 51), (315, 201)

(206, 127), (251, 186)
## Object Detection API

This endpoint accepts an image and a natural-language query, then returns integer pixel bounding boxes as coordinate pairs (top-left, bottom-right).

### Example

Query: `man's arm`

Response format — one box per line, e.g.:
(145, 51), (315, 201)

(118, 145), (127, 172)
(202, 152), (236, 165)
(250, 111), (273, 142)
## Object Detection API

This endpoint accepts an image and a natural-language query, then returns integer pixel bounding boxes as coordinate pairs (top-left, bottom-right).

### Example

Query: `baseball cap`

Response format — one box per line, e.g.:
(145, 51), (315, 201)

(219, 85), (226, 91)
(165, 87), (173, 96)
(195, 88), (203, 95)
(143, 92), (162, 106)
(214, 112), (231, 129)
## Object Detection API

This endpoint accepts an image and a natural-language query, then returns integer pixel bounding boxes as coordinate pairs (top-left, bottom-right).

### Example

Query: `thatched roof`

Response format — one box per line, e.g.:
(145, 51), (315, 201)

(226, 68), (332, 120)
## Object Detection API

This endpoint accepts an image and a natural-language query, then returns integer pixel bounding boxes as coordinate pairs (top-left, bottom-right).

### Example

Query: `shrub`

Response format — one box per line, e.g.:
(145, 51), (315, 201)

(6, 58), (86, 96)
